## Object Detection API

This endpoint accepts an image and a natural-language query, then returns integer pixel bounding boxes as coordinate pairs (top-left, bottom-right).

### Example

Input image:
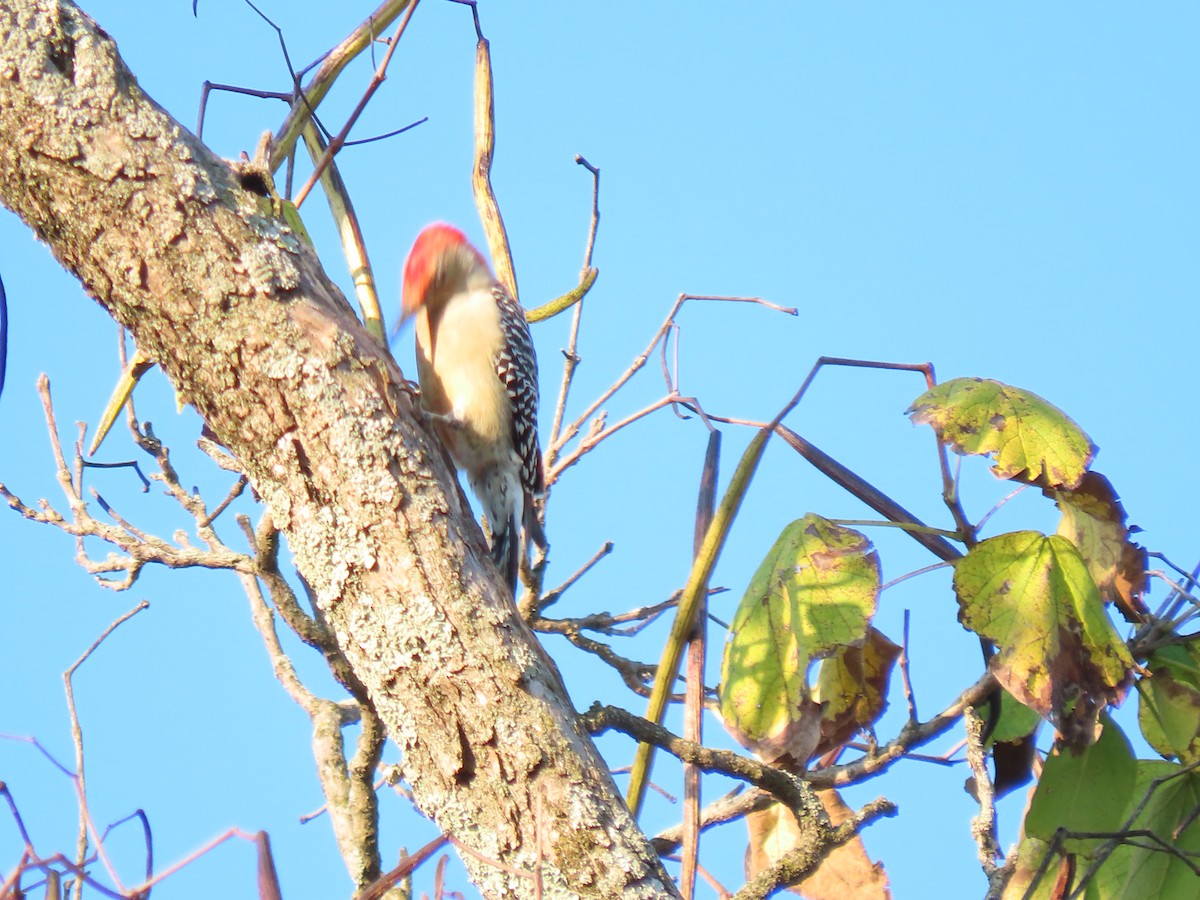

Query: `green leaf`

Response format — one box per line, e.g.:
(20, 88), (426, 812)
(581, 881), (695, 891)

(720, 515), (880, 762)
(983, 692), (1042, 800)
(989, 689), (1043, 746)
(1090, 761), (1200, 899)
(1017, 755), (1200, 898)
(907, 377), (1096, 489)
(954, 531), (1134, 744)
(1025, 715), (1136, 847)
(1137, 644), (1200, 764)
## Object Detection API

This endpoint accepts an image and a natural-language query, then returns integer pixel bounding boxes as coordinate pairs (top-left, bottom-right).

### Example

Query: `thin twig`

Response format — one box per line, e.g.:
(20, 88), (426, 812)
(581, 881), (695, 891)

(551, 294), (792, 459)
(198, 82), (291, 140)
(545, 158), (603, 464)
(128, 828), (268, 894)
(292, 0), (421, 207)
(270, 0), (416, 170)
(574, 593), (683, 634)
(448, 836), (534, 883)
(690, 407), (963, 564)
(975, 484), (1030, 535)
(199, 475), (248, 527)
(1148, 552), (1200, 590)
(63, 600), (150, 898)
(576, 156), (601, 272)
(525, 541), (613, 616)
(809, 670), (998, 789)
(900, 609), (918, 721)
(880, 560), (956, 593)
(532, 619), (657, 695)
(548, 395), (675, 483)
(585, 705), (822, 816)
(651, 787), (768, 856)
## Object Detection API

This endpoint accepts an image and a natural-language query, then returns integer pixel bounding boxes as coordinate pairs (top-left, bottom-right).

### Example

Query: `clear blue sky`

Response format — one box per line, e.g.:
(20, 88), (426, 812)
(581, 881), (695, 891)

(2, 2), (1197, 898)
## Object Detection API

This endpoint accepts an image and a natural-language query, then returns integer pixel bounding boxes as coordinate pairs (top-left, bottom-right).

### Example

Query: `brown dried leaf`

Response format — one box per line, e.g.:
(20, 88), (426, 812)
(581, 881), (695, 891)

(1049, 471), (1148, 623)
(744, 792), (890, 899)
(992, 733), (1037, 798)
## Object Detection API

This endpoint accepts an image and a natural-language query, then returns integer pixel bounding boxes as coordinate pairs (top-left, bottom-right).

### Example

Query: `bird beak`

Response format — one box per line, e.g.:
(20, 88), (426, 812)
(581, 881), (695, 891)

(396, 293), (417, 331)
(392, 278), (425, 342)
(388, 312), (411, 343)
(396, 268), (432, 332)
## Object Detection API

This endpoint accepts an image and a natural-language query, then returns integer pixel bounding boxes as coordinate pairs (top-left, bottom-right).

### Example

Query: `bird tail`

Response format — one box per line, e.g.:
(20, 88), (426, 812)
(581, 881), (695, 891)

(490, 510), (519, 593)
(524, 490), (548, 556)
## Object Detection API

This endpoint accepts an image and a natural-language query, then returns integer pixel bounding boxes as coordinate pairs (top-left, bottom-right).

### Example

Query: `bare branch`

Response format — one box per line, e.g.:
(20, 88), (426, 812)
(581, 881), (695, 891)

(545, 158), (603, 462)
(522, 540), (613, 618)
(293, 0), (421, 208)
(63, 600), (150, 899)
(583, 704), (822, 818)
(964, 708), (1003, 880)
(681, 429), (720, 899)
(464, 4), (516, 300)
(551, 294), (792, 461)
(809, 671), (998, 789)
(269, 0), (416, 170)
(533, 621), (657, 696)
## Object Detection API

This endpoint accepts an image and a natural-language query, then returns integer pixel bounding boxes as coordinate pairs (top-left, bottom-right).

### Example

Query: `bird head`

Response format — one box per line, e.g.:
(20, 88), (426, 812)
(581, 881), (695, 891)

(400, 223), (491, 323)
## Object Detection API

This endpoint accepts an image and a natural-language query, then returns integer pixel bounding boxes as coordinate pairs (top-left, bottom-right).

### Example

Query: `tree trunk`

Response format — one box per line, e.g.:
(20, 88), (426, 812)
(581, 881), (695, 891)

(0, 1), (678, 896)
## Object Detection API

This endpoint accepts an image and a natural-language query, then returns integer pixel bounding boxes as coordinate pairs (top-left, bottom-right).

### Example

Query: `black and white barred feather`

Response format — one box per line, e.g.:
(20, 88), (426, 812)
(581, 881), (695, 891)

(492, 284), (544, 498)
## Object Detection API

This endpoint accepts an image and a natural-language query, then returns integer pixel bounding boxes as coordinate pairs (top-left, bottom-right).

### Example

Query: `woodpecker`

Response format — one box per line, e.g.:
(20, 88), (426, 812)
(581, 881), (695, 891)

(400, 223), (545, 592)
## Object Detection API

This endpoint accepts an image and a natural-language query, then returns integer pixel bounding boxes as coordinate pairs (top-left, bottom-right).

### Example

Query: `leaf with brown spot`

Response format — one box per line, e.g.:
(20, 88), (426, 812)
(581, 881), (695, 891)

(907, 377), (1096, 489)
(720, 515), (880, 764)
(953, 531), (1134, 746)
(1137, 644), (1200, 764)
(1049, 471), (1148, 623)
(812, 627), (901, 758)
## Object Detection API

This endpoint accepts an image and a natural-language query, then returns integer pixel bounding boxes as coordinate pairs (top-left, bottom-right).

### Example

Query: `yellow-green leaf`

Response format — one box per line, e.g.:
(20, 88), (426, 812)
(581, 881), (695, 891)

(720, 515), (879, 762)
(812, 627), (900, 756)
(908, 377), (1096, 489)
(953, 531), (1134, 745)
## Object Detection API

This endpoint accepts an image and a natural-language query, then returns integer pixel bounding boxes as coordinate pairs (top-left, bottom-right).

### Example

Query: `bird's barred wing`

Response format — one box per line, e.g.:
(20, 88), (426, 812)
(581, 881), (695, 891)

(492, 285), (544, 495)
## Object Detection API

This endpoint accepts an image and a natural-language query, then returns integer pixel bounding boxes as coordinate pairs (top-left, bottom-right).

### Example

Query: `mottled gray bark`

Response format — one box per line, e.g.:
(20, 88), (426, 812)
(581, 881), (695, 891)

(0, 1), (678, 896)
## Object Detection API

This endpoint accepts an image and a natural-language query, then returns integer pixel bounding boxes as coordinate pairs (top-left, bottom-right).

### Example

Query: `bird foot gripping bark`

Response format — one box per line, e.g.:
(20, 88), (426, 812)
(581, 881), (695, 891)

(420, 408), (466, 432)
